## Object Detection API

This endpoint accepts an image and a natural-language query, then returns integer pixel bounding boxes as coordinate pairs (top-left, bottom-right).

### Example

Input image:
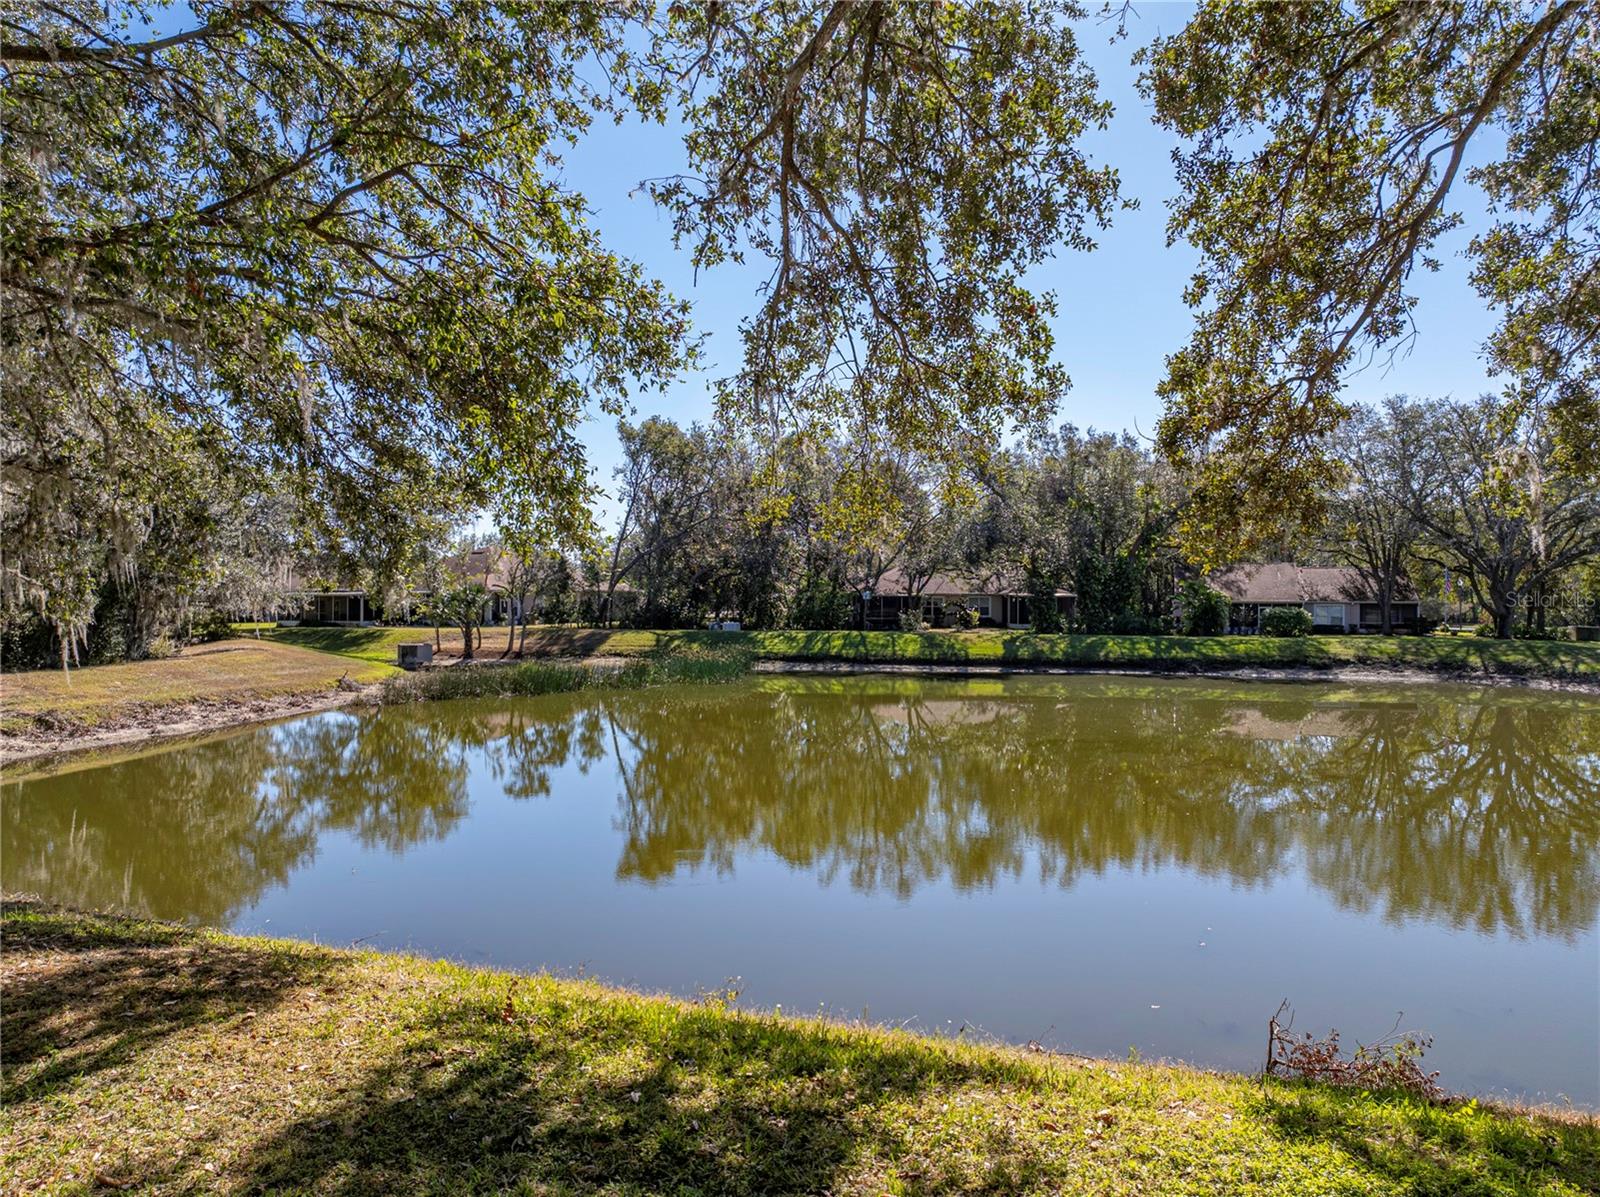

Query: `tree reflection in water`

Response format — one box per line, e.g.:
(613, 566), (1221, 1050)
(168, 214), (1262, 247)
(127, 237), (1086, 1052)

(3, 708), (474, 924)
(4, 678), (1596, 938)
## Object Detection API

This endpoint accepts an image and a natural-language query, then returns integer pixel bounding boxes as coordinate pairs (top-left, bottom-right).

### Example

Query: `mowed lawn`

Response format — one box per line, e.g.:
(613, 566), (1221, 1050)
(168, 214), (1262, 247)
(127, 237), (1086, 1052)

(3, 899), (1595, 1197)
(1, 638), (396, 732)
(261, 624), (1600, 680)
(259, 624), (661, 664)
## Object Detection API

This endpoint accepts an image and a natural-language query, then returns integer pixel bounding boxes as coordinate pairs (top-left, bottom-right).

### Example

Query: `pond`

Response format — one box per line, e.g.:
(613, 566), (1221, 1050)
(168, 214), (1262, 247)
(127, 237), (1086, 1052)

(5, 675), (1597, 1106)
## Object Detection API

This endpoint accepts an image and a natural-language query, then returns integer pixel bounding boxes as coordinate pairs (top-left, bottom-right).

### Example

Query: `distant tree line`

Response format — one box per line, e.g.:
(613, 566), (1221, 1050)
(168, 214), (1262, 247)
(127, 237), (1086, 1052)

(582, 394), (1598, 638)
(3, 389), (1594, 672)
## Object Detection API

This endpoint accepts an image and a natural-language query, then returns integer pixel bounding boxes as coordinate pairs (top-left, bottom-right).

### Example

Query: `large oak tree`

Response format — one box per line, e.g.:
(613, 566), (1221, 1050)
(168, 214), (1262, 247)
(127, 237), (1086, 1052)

(2, 0), (1117, 658)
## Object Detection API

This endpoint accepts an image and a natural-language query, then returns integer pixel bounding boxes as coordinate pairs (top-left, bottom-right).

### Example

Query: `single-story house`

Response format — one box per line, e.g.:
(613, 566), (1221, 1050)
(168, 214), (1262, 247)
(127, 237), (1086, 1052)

(278, 548), (638, 628)
(268, 567), (384, 625)
(859, 567), (1075, 630)
(293, 588), (380, 625)
(277, 548), (510, 627)
(1209, 564), (1420, 633)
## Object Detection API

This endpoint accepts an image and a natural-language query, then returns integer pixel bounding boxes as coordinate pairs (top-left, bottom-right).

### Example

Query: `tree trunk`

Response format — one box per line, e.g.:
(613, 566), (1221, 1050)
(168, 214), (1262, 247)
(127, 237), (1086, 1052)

(504, 597), (519, 658)
(1495, 602), (1515, 639)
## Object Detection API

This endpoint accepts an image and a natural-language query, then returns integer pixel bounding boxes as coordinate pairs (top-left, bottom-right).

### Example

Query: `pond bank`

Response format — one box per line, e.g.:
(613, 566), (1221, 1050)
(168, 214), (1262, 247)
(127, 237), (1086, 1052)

(751, 657), (1600, 691)
(0, 685), (375, 772)
(7, 631), (1599, 769)
(261, 624), (1600, 683)
(3, 897), (1594, 1196)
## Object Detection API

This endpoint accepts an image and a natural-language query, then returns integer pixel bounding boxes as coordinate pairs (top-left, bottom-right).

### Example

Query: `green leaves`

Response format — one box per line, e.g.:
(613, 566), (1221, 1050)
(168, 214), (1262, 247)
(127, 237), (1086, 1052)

(643, 1), (1120, 500)
(1139, 0), (1598, 560)
(2, 1), (689, 646)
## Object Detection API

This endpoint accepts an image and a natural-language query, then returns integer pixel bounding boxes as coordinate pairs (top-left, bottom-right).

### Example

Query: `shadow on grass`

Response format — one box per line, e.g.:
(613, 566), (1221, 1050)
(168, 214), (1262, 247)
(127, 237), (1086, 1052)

(233, 988), (984, 1196)
(1260, 1082), (1600, 1196)
(516, 628), (628, 657)
(1, 898), (340, 1104)
(232, 987), (1600, 1196)
(264, 625), (408, 659)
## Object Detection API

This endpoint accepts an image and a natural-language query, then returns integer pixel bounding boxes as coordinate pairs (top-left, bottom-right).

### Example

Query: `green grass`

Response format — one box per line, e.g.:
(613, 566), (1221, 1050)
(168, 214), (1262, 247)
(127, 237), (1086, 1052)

(256, 624), (1600, 681)
(255, 624), (663, 666)
(2, 899), (1594, 1196)
(378, 643), (754, 703)
(245, 624), (461, 665)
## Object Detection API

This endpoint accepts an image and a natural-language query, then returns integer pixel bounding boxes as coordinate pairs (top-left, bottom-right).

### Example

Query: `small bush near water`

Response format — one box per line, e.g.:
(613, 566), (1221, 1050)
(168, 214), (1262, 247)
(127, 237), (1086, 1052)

(1260, 606), (1314, 637)
(1265, 1000), (1443, 1101)
(1179, 579), (1231, 635)
(378, 643), (752, 703)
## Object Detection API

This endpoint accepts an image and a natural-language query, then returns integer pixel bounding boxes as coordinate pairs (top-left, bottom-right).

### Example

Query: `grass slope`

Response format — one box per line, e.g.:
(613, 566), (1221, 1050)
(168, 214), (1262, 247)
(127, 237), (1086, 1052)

(0, 639), (396, 733)
(2, 900), (1594, 1197)
(261, 624), (1600, 680)
(257, 623), (656, 664)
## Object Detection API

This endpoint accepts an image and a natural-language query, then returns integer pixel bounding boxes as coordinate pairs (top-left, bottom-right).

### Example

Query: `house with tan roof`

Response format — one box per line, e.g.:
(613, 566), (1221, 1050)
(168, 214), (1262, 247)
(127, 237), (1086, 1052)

(859, 566), (1075, 630)
(1209, 564), (1420, 633)
(280, 546), (635, 628)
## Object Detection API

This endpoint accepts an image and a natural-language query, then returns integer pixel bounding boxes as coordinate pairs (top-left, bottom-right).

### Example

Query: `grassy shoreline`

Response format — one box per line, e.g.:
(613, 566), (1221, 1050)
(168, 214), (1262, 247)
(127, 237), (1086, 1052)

(260, 624), (1600, 682)
(5, 627), (1595, 764)
(0, 639), (396, 737)
(3, 898), (1595, 1196)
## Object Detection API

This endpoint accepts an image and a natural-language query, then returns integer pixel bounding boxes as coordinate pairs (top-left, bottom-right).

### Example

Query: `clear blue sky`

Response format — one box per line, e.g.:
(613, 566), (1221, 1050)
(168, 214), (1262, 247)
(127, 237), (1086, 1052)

(559, 4), (1508, 525)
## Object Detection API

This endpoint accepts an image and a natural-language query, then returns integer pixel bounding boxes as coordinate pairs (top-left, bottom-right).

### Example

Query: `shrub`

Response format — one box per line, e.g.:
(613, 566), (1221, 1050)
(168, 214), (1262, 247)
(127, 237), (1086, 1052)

(190, 609), (237, 643)
(1265, 1001), (1442, 1101)
(1474, 621), (1498, 638)
(145, 633), (179, 660)
(1107, 611), (1165, 635)
(1260, 606), (1313, 638)
(1029, 599), (1065, 634)
(955, 605), (980, 630)
(790, 573), (852, 630)
(1178, 579), (1230, 636)
(897, 607), (926, 632)
(0, 608), (59, 671)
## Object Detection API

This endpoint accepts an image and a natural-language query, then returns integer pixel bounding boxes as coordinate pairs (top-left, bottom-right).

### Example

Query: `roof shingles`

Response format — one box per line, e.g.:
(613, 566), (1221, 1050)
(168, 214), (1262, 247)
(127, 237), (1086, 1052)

(1210, 564), (1417, 605)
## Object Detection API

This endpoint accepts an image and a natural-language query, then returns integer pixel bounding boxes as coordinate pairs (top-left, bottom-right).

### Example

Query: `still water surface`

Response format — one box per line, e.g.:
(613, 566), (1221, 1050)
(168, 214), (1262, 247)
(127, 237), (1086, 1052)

(6, 675), (1598, 1104)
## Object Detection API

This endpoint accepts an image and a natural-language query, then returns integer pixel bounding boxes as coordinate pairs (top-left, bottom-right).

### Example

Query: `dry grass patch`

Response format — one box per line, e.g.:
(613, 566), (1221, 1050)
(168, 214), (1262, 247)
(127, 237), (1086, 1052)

(0, 639), (395, 734)
(3, 899), (1596, 1196)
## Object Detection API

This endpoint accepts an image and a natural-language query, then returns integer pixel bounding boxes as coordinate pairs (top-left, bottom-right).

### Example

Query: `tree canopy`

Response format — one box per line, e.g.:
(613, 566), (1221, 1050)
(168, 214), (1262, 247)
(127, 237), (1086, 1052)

(2, 0), (1122, 656)
(1140, 0), (1600, 558)
(5, 1), (1597, 660)
(646, 0), (1120, 489)
(2, 1), (690, 648)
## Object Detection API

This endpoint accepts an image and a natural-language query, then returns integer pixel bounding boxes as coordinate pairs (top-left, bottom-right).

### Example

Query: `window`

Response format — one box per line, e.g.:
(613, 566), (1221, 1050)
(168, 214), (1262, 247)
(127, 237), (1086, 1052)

(966, 596), (992, 618)
(1311, 603), (1345, 627)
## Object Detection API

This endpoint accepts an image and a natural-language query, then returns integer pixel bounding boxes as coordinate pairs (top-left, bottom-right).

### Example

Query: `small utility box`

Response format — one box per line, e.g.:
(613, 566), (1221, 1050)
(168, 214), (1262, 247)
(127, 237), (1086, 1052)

(397, 642), (434, 670)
